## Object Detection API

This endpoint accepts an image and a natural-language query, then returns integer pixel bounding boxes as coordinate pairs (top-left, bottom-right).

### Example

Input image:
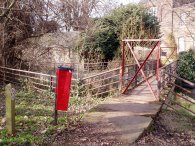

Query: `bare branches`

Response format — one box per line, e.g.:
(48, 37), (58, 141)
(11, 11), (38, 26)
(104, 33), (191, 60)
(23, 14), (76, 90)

(0, 0), (16, 21)
(0, 0), (112, 67)
(56, 0), (102, 31)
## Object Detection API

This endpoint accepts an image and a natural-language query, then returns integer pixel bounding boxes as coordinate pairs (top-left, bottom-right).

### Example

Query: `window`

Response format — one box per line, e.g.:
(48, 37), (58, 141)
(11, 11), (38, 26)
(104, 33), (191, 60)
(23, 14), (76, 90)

(149, 7), (158, 17)
(178, 37), (185, 52)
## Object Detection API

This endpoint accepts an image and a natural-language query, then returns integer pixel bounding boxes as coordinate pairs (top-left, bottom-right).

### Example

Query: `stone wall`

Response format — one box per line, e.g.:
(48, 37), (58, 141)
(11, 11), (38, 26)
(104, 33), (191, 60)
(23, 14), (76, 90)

(140, 0), (195, 52)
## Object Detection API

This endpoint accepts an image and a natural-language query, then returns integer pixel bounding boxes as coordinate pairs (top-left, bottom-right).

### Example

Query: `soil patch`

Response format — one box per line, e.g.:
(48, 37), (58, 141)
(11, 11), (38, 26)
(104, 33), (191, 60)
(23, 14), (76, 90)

(136, 109), (195, 146)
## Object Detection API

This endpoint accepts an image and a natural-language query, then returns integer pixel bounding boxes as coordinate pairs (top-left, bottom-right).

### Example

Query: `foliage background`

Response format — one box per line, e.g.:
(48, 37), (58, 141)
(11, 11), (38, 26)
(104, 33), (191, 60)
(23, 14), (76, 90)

(79, 4), (160, 62)
(177, 49), (195, 83)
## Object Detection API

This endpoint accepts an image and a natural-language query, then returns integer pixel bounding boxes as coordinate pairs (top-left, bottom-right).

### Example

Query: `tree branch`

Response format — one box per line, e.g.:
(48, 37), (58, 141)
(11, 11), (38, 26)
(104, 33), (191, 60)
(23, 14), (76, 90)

(0, 0), (16, 20)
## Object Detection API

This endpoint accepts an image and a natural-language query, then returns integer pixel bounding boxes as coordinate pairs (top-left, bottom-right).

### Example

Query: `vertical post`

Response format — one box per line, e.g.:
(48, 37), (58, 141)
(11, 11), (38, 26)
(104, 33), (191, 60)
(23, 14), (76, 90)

(119, 68), (122, 93)
(54, 69), (58, 125)
(157, 42), (161, 100)
(50, 75), (53, 92)
(121, 41), (125, 77)
(5, 84), (15, 135)
(121, 41), (125, 91)
(156, 42), (160, 81)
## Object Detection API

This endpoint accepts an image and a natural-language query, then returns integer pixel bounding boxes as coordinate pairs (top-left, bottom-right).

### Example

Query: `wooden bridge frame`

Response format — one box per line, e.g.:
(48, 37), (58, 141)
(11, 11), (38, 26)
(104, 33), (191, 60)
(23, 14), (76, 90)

(121, 39), (161, 100)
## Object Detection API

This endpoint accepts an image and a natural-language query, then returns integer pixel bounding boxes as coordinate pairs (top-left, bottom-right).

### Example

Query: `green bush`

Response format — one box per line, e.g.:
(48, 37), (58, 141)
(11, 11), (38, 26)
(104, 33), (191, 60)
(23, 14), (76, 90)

(79, 4), (160, 62)
(177, 49), (195, 83)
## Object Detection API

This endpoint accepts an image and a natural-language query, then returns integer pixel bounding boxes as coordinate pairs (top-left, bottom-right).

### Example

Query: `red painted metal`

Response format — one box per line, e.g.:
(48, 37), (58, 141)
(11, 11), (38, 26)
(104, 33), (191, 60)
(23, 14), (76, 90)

(121, 41), (125, 77)
(55, 68), (72, 111)
(122, 42), (159, 100)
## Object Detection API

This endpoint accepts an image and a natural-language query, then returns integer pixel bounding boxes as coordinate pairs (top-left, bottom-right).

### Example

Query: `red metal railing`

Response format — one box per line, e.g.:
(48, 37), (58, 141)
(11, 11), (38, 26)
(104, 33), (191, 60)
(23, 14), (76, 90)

(121, 39), (160, 100)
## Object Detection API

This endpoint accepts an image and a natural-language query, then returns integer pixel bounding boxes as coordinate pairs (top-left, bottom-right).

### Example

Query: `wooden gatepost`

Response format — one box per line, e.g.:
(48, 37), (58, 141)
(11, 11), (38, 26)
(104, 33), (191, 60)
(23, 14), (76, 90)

(5, 84), (16, 135)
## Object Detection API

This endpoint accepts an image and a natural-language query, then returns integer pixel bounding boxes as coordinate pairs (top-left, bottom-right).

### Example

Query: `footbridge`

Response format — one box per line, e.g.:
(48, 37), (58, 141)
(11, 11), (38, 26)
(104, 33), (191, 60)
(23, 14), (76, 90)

(0, 39), (194, 145)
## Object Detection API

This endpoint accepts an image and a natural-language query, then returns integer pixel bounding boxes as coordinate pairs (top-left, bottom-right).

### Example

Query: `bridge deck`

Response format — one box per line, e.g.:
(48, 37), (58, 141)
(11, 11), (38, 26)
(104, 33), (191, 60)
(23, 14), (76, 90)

(79, 77), (161, 145)
(129, 76), (158, 98)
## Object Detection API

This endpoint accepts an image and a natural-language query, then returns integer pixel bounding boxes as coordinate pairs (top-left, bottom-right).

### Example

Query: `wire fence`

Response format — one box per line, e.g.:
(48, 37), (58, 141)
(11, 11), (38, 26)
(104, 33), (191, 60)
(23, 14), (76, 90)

(0, 60), (158, 114)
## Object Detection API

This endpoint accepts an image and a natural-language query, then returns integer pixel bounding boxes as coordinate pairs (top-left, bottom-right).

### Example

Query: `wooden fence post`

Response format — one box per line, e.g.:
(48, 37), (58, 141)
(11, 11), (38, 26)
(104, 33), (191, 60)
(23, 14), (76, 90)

(5, 84), (16, 135)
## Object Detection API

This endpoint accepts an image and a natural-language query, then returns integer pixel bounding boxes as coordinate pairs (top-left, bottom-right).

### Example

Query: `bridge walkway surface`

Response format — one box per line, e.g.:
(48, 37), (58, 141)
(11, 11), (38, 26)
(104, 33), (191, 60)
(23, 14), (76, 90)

(81, 76), (161, 145)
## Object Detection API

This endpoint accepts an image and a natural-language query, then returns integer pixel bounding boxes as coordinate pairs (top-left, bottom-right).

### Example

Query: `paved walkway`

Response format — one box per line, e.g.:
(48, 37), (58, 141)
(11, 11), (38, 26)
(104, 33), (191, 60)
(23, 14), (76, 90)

(82, 77), (161, 144)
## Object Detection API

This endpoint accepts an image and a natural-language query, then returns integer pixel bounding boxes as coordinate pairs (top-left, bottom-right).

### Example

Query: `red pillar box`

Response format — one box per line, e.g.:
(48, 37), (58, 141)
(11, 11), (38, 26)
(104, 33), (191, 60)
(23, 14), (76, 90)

(55, 66), (73, 111)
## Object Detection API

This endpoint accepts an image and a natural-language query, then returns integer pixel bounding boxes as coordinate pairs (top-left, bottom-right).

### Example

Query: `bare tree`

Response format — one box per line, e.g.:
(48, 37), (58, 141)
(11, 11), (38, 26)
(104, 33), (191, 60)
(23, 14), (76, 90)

(55, 0), (101, 31)
(0, 0), (59, 66)
(0, 0), (116, 67)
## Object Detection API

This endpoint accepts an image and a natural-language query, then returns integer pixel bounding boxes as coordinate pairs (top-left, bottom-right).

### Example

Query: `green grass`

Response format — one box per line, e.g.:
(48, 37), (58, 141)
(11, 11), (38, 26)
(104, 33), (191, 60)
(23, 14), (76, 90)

(175, 95), (195, 117)
(0, 129), (42, 146)
(0, 90), (80, 145)
(0, 89), (104, 145)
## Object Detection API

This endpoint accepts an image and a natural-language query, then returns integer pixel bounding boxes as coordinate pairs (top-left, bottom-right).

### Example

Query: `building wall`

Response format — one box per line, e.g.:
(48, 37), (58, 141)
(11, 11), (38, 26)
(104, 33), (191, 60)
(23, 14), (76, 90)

(172, 5), (195, 52)
(140, 0), (195, 53)
(140, 0), (173, 47)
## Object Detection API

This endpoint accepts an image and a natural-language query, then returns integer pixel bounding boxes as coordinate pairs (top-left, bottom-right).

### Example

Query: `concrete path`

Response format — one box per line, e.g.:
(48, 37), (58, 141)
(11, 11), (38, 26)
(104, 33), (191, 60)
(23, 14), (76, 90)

(82, 77), (161, 145)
